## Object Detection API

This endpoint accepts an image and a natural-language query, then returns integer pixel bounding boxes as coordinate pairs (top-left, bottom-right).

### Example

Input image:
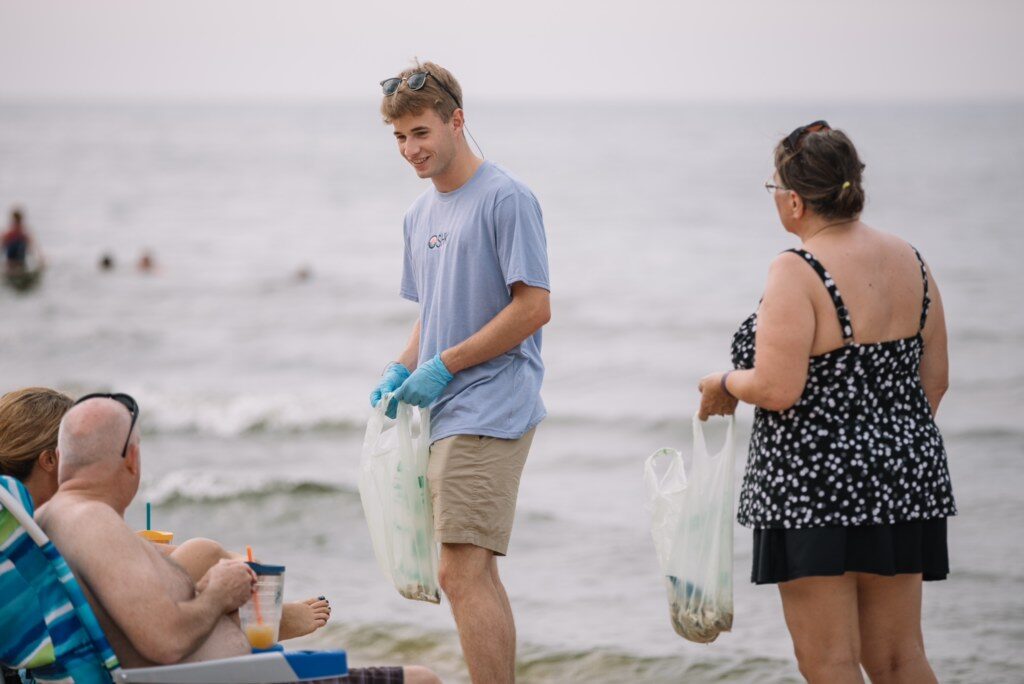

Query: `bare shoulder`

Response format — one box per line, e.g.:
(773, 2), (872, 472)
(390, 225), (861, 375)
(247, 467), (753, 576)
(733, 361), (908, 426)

(39, 494), (125, 545)
(765, 250), (817, 290)
(757, 251), (821, 316)
(865, 225), (921, 261)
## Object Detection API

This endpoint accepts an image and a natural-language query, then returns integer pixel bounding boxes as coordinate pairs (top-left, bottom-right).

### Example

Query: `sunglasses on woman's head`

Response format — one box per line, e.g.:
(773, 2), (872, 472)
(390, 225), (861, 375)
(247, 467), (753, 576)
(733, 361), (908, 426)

(71, 392), (139, 459)
(784, 120), (830, 152)
(380, 72), (462, 109)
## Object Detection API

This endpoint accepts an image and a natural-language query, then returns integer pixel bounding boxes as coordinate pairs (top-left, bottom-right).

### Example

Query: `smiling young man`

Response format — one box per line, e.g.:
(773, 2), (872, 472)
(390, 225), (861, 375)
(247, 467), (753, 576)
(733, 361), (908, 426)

(370, 61), (550, 683)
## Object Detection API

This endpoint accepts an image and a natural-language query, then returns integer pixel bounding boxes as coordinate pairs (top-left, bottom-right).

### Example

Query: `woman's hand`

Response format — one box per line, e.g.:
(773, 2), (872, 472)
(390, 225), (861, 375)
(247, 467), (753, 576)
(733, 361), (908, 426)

(698, 372), (738, 421)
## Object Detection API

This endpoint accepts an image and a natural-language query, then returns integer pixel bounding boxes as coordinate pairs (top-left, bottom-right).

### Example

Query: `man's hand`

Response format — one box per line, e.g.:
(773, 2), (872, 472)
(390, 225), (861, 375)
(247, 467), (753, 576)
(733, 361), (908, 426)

(200, 559), (257, 613)
(698, 372), (739, 421)
(393, 354), (454, 408)
(370, 362), (411, 419)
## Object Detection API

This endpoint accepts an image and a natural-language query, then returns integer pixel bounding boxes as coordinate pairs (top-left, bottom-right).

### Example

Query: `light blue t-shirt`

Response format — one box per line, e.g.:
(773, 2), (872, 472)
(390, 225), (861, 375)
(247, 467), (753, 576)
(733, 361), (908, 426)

(400, 161), (550, 443)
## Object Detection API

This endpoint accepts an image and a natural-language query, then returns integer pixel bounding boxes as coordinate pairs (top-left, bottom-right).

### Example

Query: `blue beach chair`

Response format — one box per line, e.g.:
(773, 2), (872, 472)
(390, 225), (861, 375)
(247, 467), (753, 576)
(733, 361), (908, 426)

(0, 476), (347, 683)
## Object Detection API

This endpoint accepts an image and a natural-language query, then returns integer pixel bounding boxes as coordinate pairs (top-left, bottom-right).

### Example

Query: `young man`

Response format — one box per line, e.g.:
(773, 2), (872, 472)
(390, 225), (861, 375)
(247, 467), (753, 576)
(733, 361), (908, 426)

(371, 61), (551, 684)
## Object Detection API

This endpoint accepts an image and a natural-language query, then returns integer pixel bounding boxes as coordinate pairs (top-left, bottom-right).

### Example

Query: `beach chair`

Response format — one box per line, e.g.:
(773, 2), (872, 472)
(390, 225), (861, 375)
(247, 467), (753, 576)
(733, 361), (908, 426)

(0, 475), (347, 683)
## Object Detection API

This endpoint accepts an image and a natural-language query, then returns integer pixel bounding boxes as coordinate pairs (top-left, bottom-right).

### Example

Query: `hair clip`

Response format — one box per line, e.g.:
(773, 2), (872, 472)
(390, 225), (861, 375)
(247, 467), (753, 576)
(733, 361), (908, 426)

(842, 181), (851, 190)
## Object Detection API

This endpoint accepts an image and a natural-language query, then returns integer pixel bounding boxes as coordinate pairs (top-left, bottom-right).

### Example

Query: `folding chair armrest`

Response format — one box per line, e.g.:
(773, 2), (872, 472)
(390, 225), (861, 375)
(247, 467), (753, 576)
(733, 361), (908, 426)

(114, 650), (347, 683)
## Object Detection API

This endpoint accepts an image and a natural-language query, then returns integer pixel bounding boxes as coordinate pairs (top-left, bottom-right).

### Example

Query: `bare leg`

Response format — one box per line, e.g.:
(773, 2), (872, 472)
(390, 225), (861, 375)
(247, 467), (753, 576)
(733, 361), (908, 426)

(439, 543), (514, 684)
(856, 573), (937, 684)
(403, 666), (443, 684)
(169, 538), (241, 583)
(168, 537), (330, 640)
(490, 558), (515, 680)
(778, 573), (865, 684)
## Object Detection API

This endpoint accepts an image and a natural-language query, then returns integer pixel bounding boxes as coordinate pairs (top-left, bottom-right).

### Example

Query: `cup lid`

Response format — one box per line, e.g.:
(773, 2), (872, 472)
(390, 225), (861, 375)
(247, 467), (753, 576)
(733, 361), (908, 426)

(246, 561), (285, 575)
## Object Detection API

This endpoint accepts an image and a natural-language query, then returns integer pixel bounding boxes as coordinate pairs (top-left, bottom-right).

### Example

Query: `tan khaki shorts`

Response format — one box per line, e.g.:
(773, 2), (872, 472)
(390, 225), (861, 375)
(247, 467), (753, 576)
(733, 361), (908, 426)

(427, 428), (536, 556)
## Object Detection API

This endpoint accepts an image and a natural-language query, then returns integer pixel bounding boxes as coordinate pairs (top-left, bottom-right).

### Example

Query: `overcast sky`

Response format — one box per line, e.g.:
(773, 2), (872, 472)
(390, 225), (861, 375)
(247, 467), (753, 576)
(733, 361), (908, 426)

(1, 0), (1021, 102)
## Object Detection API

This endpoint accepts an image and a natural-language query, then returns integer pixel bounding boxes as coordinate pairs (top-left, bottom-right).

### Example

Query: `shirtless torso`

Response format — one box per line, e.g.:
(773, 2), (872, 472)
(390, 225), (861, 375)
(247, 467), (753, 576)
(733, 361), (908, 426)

(37, 493), (251, 667)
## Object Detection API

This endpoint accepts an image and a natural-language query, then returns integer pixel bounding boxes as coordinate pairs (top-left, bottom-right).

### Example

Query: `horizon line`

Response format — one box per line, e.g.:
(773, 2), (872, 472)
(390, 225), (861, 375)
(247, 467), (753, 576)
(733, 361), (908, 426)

(2, 94), (1023, 107)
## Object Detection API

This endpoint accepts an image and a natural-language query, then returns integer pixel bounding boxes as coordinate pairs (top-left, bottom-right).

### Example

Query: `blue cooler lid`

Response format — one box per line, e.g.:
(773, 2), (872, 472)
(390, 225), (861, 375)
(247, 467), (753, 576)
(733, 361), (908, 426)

(246, 562), (286, 575)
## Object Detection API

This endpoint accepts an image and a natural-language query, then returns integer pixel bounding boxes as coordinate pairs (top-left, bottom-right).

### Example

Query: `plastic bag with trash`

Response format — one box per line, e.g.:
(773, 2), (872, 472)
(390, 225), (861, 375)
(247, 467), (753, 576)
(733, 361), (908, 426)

(358, 396), (441, 603)
(644, 414), (736, 643)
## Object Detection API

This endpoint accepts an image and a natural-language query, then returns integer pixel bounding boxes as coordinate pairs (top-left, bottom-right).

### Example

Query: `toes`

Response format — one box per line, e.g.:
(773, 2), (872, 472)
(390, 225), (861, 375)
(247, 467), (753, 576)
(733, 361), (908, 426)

(304, 597), (329, 609)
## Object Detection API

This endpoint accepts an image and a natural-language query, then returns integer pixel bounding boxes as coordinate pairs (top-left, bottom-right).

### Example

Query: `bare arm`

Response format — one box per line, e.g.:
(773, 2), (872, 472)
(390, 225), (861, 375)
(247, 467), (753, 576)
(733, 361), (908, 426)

(723, 253), (817, 412)
(54, 502), (253, 665)
(919, 264), (949, 416)
(396, 319), (421, 370)
(439, 282), (551, 374)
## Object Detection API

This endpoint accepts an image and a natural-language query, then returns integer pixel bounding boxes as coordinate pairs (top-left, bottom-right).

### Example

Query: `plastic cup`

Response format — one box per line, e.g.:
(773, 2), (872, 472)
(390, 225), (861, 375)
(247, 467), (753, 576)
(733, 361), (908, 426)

(239, 562), (285, 650)
(137, 529), (174, 544)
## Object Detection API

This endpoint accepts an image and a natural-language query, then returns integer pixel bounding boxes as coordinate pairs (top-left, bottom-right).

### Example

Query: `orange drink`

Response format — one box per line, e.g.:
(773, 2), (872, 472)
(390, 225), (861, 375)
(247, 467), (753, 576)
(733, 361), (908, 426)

(244, 623), (276, 649)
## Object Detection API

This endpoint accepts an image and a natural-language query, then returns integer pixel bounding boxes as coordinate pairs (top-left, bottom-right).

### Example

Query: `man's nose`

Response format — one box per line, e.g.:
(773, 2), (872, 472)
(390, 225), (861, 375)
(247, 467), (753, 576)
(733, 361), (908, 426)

(404, 140), (420, 159)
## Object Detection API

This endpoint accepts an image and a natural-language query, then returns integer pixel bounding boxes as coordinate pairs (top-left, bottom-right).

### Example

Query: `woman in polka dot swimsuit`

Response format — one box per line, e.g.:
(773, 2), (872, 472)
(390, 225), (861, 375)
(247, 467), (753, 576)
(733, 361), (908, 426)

(698, 122), (955, 684)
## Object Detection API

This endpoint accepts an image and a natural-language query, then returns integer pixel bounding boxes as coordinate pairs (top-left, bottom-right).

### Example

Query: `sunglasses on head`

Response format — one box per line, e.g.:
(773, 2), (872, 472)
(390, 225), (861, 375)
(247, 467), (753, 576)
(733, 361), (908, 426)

(784, 120), (830, 152)
(71, 392), (139, 459)
(380, 72), (462, 110)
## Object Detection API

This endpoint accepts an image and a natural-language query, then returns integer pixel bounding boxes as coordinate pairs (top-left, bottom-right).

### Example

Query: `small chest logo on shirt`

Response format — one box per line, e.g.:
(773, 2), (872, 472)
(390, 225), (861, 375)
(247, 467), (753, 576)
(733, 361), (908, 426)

(428, 232), (449, 250)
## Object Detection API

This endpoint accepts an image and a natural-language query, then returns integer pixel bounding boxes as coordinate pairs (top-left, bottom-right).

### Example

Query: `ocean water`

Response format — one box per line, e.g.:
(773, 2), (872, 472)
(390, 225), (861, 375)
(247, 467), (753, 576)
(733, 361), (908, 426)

(1, 101), (1022, 683)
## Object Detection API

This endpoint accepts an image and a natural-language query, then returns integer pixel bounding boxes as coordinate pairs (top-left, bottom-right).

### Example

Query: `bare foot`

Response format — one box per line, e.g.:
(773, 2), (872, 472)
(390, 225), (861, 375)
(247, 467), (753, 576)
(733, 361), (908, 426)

(279, 596), (331, 640)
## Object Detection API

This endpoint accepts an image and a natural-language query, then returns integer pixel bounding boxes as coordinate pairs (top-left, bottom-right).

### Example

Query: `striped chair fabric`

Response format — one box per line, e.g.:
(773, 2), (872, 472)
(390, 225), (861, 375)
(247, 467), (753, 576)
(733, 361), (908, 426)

(0, 475), (121, 683)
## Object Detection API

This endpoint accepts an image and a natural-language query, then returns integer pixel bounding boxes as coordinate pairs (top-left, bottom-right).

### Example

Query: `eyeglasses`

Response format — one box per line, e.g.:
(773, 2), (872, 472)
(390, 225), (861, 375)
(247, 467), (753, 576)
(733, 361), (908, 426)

(380, 72), (462, 110)
(783, 120), (830, 152)
(71, 392), (139, 459)
(764, 180), (789, 194)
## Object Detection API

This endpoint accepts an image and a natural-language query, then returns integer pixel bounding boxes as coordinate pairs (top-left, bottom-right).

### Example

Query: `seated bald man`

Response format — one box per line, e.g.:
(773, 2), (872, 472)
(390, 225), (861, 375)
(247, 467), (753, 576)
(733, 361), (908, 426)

(37, 395), (440, 684)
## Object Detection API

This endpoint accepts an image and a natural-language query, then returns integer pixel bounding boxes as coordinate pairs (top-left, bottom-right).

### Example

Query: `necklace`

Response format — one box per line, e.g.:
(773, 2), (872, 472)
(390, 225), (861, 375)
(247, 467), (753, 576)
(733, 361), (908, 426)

(804, 218), (856, 243)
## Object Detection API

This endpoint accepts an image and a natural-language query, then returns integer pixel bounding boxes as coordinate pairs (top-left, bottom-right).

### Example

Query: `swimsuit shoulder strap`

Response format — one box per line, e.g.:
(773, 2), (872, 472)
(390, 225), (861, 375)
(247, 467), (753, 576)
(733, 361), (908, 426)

(785, 248), (855, 345)
(910, 245), (930, 332)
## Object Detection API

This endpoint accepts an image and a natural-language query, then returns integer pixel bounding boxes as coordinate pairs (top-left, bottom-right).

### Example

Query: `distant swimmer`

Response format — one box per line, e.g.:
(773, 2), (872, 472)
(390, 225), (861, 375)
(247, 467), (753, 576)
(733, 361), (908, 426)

(137, 250), (156, 274)
(2, 207), (45, 292)
(99, 253), (115, 271)
(2, 208), (32, 275)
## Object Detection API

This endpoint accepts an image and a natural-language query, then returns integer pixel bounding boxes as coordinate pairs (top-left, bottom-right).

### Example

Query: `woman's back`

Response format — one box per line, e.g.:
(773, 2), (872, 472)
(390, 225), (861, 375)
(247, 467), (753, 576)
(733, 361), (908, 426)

(731, 225), (955, 529)
(798, 224), (931, 356)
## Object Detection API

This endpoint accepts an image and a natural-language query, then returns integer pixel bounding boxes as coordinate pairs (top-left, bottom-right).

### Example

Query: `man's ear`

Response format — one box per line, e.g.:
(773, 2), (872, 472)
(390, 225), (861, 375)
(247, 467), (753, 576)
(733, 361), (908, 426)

(450, 108), (465, 134)
(38, 449), (59, 474)
(124, 443), (141, 476)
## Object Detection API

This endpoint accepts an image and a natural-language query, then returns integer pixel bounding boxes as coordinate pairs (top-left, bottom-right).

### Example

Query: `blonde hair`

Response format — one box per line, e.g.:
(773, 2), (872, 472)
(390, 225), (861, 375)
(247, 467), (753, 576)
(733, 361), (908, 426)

(0, 387), (73, 480)
(381, 60), (463, 124)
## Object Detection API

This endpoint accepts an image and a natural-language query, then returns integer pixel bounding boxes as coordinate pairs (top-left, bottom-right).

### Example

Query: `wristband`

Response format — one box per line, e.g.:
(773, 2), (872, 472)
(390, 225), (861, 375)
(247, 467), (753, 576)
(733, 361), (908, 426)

(720, 371), (736, 400)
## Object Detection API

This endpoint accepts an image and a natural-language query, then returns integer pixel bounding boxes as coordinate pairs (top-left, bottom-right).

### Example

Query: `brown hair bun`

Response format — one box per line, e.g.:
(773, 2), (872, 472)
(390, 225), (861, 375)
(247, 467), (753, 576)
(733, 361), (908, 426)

(775, 128), (866, 220)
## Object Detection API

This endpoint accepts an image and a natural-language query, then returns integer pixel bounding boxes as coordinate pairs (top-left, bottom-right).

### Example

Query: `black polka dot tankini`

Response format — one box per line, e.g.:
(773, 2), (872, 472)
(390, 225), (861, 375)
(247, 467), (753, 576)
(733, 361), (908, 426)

(731, 247), (956, 584)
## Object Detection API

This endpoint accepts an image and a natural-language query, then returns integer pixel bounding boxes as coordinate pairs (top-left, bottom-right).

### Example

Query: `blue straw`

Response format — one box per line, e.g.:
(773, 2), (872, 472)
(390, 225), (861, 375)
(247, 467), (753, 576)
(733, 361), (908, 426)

(146, 502), (151, 531)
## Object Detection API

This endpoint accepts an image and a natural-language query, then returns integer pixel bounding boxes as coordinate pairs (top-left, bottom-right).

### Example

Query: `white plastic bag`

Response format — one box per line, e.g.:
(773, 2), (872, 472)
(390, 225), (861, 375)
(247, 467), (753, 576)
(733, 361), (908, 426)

(644, 414), (736, 643)
(358, 397), (440, 603)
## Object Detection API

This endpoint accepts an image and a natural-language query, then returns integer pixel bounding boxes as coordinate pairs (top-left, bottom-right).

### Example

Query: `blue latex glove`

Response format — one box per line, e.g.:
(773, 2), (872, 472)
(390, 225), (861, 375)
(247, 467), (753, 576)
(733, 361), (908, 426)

(393, 354), (454, 408)
(370, 362), (411, 419)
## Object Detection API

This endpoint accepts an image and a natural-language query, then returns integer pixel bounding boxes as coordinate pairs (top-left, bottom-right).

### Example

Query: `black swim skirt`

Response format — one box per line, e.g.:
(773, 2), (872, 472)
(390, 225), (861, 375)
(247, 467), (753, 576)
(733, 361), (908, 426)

(751, 518), (949, 585)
